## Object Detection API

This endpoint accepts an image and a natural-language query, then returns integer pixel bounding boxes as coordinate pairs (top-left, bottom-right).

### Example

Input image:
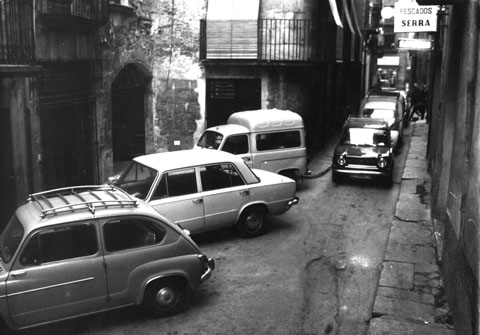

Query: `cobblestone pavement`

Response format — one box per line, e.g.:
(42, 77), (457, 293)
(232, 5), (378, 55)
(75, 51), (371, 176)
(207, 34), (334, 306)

(305, 121), (455, 335)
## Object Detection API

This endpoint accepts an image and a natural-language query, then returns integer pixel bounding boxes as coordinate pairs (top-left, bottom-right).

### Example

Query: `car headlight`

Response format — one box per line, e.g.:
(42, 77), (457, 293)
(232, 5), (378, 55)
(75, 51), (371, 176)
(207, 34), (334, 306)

(377, 157), (388, 169)
(336, 155), (347, 166)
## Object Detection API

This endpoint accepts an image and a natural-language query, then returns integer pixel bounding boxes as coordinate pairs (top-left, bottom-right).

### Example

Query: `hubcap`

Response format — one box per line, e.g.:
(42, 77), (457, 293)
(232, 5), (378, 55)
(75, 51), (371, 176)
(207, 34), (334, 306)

(245, 213), (262, 232)
(155, 287), (177, 308)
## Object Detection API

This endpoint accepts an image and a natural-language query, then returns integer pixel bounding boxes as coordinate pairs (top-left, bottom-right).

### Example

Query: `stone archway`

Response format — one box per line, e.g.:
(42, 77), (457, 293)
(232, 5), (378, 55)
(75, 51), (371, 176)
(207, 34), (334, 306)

(111, 62), (152, 164)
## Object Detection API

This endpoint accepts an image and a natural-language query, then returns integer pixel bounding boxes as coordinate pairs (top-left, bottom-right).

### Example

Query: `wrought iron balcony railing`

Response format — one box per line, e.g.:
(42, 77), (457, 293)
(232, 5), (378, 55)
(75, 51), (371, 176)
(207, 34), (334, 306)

(0, 0), (35, 65)
(37, 0), (109, 22)
(200, 18), (329, 62)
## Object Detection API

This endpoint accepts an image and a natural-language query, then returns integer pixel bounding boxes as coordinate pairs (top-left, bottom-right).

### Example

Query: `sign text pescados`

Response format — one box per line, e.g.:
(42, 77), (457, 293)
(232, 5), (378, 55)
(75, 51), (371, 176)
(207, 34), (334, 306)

(394, 3), (438, 33)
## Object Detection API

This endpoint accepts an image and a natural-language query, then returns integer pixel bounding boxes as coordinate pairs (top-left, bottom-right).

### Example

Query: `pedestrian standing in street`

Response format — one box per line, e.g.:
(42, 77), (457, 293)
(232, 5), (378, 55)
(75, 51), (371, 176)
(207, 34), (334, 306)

(408, 83), (425, 121)
(419, 84), (428, 120)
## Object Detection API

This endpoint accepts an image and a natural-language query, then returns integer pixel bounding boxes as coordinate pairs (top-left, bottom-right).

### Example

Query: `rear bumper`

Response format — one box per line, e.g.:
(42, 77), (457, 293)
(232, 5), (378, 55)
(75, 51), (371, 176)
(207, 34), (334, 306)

(288, 197), (299, 206)
(199, 255), (215, 282)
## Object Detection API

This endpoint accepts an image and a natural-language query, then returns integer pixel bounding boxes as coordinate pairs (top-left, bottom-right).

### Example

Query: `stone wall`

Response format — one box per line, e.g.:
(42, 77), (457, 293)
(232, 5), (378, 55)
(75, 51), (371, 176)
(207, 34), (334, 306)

(96, 0), (205, 179)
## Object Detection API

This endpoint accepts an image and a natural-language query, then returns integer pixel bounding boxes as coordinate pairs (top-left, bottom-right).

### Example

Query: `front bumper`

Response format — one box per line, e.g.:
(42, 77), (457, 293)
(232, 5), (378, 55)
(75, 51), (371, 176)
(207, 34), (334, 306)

(333, 165), (392, 178)
(199, 255), (215, 282)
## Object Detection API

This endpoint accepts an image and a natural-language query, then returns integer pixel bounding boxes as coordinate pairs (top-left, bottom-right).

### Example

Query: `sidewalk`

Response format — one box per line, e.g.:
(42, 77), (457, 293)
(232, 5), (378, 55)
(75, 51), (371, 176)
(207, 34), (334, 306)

(368, 121), (454, 335)
(304, 121), (455, 334)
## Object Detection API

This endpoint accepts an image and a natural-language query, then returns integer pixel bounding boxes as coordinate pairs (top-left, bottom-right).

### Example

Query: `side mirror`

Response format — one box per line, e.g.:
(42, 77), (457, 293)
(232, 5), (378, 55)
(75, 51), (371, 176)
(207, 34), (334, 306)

(107, 175), (120, 185)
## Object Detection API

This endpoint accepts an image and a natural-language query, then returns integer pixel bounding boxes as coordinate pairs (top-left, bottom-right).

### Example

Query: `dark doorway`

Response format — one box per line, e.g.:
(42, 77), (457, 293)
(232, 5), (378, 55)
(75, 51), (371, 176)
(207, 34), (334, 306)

(38, 61), (97, 190)
(112, 64), (147, 161)
(41, 104), (95, 189)
(0, 108), (16, 228)
(206, 79), (261, 127)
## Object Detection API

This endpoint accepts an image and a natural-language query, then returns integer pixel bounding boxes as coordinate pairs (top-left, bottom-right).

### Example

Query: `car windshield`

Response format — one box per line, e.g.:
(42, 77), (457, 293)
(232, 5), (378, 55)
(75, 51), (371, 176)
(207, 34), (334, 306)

(114, 161), (158, 200)
(364, 108), (395, 120)
(0, 214), (24, 263)
(197, 131), (223, 149)
(342, 128), (389, 147)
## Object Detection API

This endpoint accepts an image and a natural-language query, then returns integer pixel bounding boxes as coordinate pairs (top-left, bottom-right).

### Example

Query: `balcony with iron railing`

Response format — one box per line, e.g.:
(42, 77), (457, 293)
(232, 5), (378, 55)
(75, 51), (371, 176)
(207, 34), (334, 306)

(200, 19), (335, 63)
(37, 0), (109, 32)
(0, 0), (36, 65)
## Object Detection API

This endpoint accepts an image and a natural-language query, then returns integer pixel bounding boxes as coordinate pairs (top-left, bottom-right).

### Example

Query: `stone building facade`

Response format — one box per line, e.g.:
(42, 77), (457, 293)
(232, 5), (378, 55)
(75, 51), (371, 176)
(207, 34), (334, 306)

(426, 1), (480, 334)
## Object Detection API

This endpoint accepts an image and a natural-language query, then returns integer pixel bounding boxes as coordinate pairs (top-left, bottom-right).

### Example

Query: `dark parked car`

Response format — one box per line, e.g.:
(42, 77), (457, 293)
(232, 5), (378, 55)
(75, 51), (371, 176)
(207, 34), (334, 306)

(332, 117), (394, 186)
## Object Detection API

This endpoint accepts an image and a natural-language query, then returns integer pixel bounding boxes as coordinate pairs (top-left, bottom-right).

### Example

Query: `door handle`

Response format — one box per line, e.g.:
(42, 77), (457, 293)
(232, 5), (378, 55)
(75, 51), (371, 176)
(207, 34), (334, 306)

(242, 157), (251, 162)
(11, 271), (27, 278)
(240, 190), (250, 196)
(192, 198), (203, 203)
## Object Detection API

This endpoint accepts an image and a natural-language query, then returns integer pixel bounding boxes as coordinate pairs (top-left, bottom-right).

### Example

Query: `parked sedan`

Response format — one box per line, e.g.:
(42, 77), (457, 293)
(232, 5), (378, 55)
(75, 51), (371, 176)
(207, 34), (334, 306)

(110, 149), (299, 238)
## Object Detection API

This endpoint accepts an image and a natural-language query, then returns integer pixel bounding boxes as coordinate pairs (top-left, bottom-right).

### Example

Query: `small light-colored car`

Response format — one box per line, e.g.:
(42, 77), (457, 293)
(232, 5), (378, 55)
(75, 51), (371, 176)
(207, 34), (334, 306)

(0, 185), (214, 331)
(110, 149), (299, 237)
(195, 109), (309, 183)
(332, 116), (394, 186)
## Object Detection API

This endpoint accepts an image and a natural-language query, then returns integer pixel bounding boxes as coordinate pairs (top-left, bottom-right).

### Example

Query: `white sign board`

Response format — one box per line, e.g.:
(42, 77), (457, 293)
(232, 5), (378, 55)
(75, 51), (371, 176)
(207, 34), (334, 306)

(398, 38), (433, 50)
(394, 3), (438, 33)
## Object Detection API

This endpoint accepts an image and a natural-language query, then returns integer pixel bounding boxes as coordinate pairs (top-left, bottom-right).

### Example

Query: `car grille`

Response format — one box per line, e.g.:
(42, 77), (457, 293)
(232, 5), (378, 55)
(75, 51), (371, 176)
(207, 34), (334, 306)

(347, 157), (377, 166)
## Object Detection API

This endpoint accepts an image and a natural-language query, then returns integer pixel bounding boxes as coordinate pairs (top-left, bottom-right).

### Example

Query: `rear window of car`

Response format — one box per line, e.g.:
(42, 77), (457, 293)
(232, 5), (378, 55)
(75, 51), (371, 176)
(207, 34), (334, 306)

(200, 163), (245, 191)
(255, 131), (301, 151)
(103, 218), (166, 252)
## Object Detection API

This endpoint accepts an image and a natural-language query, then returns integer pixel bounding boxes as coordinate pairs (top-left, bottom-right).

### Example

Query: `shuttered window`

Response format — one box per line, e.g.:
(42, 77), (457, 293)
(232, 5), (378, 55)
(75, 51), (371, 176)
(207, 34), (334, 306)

(206, 0), (259, 59)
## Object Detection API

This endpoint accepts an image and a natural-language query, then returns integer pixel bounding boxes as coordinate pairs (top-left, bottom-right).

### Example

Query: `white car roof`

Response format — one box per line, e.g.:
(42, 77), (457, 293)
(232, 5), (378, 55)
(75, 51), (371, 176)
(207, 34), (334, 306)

(134, 149), (244, 172)
(204, 124), (249, 136)
(363, 101), (396, 110)
(227, 109), (304, 132)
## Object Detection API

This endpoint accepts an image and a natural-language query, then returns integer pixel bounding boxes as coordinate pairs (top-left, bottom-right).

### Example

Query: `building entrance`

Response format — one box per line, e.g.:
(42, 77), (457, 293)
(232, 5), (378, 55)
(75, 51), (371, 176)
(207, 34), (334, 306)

(206, 79), (261, 127)
(112, 64), (147, 161)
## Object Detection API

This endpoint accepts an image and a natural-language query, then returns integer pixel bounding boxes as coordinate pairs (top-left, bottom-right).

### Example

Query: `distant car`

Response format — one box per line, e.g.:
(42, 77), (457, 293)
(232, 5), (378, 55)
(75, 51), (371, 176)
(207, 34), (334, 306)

(358, 93), (405, 150)
(0, 185), (214, 331)
(109, 149), (299, 237)
(332, 117), (394, 186)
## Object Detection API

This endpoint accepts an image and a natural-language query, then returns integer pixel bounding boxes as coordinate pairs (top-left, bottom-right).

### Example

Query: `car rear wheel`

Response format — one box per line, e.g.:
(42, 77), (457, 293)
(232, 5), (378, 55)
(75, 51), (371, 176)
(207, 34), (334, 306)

(142, 279), (191, 317)
(236, 206), (267, 238)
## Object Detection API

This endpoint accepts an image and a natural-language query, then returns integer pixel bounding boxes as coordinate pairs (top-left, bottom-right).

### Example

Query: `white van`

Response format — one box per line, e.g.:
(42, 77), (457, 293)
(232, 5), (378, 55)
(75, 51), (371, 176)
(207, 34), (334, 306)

(196, 109), (308, 181)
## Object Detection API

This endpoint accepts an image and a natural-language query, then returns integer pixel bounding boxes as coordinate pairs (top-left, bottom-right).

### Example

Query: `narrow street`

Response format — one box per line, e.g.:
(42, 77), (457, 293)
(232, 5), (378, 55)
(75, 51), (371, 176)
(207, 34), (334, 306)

(17, 128), (411, 335)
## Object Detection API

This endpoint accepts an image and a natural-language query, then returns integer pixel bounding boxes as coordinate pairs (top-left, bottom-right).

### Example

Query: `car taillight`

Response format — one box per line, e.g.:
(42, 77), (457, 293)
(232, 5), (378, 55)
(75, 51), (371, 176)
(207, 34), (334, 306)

(336, 155), (347, 166)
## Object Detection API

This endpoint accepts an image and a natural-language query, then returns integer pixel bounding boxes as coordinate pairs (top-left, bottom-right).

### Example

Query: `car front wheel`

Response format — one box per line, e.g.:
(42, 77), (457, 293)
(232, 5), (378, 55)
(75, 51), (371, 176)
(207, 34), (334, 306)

(142, 279), (191, 318)
(236, 206), (267, 238)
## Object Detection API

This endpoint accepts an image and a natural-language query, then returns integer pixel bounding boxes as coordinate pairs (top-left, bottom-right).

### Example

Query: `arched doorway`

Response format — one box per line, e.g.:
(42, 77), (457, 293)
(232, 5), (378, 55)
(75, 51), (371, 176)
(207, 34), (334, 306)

(111, 63), (151, 163)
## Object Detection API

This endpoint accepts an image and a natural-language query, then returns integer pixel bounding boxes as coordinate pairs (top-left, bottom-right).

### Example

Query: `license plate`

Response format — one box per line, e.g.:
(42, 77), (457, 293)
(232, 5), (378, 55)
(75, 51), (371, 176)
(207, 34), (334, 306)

(351, 174), (372, 180)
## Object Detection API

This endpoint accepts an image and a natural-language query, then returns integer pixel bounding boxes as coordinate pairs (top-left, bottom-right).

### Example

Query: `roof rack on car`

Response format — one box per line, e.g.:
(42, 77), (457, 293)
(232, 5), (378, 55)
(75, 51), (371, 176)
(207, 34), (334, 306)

(28, 185), (138, 218)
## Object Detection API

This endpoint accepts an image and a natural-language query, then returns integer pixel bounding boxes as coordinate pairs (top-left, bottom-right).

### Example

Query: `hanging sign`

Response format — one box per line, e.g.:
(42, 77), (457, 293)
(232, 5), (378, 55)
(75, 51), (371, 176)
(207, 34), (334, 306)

(398, 38), (433, 50)
(394, 3), (438, 32)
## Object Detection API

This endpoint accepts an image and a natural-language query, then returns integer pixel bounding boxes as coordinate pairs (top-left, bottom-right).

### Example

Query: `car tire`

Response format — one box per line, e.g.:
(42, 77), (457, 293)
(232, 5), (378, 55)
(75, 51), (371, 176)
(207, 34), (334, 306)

(236, 206), (267, 238)
(142, 279), (191, 318)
